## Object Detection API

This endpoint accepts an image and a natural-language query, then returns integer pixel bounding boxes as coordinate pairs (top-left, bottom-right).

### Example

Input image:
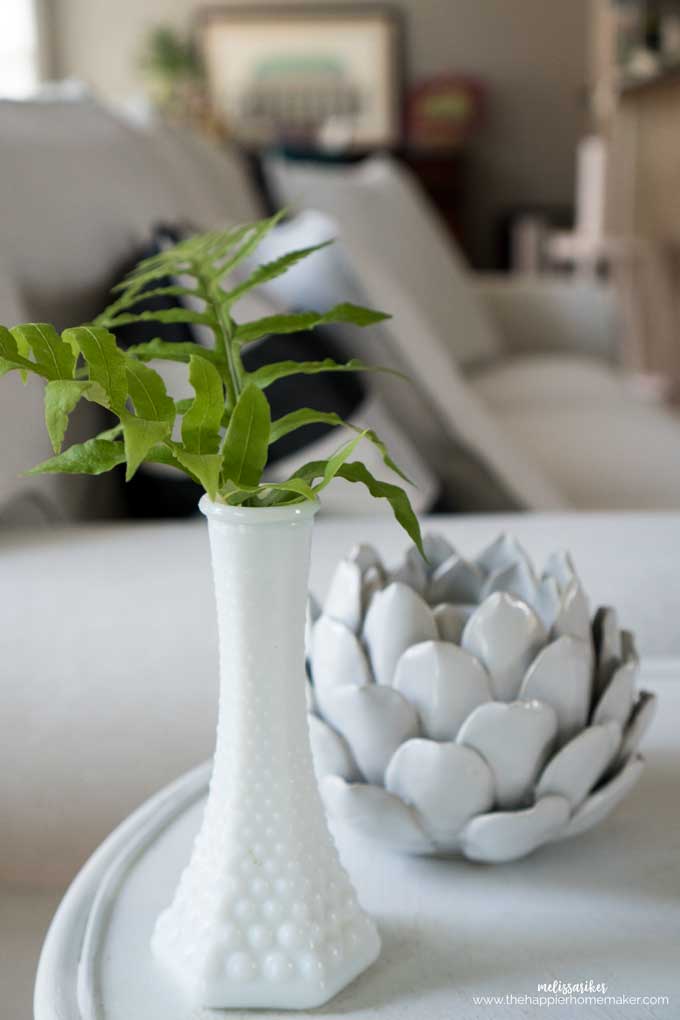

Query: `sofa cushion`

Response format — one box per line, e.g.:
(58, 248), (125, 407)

(265, 155), (503, 368)
(261, 171), (567, 511)
(0, 99), (261, 329)
(141, 118), (261, 230)
(474, 363), (680, 508)
(0, 270), (111, 523)
(471, 353), (629, 410)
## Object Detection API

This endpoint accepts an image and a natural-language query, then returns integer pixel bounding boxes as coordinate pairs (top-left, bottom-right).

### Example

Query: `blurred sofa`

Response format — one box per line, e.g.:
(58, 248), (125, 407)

(4, 98), (680, 523)
(265, 154), (680, 511)
(0, 96), (261, 524)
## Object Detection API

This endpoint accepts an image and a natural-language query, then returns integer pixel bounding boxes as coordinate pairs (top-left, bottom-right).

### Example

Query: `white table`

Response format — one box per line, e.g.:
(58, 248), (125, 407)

(34, 663), (679, 1020)
(3, 511), (679, 1018)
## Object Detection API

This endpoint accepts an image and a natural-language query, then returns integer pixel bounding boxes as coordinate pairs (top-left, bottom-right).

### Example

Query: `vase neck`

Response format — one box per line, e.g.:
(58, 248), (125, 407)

(206, 506), (315, 695)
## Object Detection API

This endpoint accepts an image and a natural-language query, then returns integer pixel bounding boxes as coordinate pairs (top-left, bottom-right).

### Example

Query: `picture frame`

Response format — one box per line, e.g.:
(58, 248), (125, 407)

(199, 4), (403, 149)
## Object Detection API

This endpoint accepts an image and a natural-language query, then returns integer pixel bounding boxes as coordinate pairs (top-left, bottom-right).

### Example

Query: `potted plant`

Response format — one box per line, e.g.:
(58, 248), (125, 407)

(0, 215), (423, 1008)
(140, 24), (210, 130)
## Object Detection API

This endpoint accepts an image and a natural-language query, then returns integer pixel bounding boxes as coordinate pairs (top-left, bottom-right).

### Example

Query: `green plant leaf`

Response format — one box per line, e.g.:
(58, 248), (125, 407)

(225, 241), (332, 305)
(63, 326), (128, 412)
(99, 307), (216, 330)
(120, 413), (173, 481)
(269, 408), (412, 484)
(336, 462), (425, 557)
(225, 476), (318, 506)
(11, 324), (76, 380)
(96, 424), (124, 441)
(26, 438), (126, 476)
(250, 357), (406, 391)
(43, 380), (102, 453)
(0, 327), (38, 376)
(182, 355), (224, 454)
(125, 360), (175, 422)
(126, 339), (224, 366)
(313, 432), (368, 492)
(221, 383), (271, 487)
(112, 262), (194, 295)
(143, 442), (198, 482)
(171, 447), (221, 500)
(96, 283), (205, 325)
(234, 303), (390, 346)
(214, 211), (286, 282)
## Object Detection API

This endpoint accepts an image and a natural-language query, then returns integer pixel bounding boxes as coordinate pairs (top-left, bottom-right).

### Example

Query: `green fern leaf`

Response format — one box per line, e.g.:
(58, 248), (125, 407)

(225, 241), (332, 305)
(249, 357), (406, 390)
(63, 326), (128, 412)
(234, 303), (390, 346)
(221, 383), (270, 487)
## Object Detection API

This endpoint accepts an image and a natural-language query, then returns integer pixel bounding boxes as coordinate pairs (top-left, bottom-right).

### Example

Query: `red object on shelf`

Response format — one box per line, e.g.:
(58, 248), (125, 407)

(406, 74), (485, 151)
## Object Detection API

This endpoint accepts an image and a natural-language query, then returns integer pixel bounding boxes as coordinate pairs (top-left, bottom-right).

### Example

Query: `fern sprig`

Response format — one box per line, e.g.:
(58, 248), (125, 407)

(2, 215), (424, 554)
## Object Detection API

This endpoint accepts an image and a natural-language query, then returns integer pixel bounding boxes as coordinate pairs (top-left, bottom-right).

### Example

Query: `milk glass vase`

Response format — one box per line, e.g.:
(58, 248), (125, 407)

(151, 496), (380, 1008)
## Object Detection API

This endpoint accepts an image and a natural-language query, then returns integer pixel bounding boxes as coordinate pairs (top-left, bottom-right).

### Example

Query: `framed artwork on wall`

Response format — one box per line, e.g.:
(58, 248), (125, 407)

(199, 5), (403, 149)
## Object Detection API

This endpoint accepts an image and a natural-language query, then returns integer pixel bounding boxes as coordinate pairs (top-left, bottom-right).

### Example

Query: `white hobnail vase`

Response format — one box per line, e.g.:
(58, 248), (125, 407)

(151, 497), (380, 1008)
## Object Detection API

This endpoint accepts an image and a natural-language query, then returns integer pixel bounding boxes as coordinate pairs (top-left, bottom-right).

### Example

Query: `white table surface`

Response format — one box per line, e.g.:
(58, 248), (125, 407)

(8, 511), (680, 1018)
(35, 667), (680, 1020)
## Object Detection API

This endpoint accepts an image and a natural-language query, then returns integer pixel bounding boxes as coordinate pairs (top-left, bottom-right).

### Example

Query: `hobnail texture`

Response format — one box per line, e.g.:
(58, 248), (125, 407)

(307, 534), (656, 863)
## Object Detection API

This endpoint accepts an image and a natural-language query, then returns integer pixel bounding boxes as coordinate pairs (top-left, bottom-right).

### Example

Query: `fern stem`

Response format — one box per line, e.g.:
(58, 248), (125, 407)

(208, 282), (240, 406)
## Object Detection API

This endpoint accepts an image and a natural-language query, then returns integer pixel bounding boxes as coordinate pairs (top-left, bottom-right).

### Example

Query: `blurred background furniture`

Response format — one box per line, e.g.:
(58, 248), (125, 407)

(5, 97), (680, 521)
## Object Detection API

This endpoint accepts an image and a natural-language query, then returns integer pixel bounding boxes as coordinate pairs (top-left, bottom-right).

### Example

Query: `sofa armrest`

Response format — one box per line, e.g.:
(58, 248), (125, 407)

(473, 275), (621, 364)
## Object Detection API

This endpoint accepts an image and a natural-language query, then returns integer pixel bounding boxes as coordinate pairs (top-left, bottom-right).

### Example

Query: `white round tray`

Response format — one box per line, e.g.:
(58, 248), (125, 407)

(35, 671), (679, 1019)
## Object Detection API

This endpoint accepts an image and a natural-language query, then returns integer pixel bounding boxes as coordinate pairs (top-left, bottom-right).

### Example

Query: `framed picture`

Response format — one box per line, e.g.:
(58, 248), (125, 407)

(199, 5), (403, 148)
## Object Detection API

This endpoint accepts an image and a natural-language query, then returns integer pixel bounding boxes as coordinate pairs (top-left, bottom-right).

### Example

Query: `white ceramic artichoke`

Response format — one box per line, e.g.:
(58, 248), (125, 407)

(306, 534), (656, 863)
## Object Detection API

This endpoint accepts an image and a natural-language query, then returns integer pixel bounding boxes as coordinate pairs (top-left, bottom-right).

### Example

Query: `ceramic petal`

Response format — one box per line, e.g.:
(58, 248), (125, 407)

(320, 776), (434, 854)
(553, 579), (591, 644)
(462, 592), (547, 701)
(362, 565), (384, 613)
(322, 559), (363, 633)
(559, 755), (644, 839)
(457, 700), (558, 808)
(481, 559), (537, 607)
(393, 640), (492, 740)
(593, 606), (622, 697)
(621, 628), (639, 665)
(363, 582), (438, 687)
(428, 553), (484, 604)
(348, 543), (384, 574)
(390, 547), (428, 595)
(519, 635), (592, 744)
(308, 714), (360, 782)
(616, 691), (657, 765)
(433, 603), (475, 644)
(536, 722), (621, 808)
(475, 533), (532, 577)
(421, 533), (455, 572)
(322, 684), (419, 785)
(532, 575), (562, 631)
(460, 795), (571, 863)
(543, 549), (578, 590)
(385, 738), (494, 848)
(305, 594), (320, 662)
(311, 616), (372, 717)
(592, 658), (637, 728)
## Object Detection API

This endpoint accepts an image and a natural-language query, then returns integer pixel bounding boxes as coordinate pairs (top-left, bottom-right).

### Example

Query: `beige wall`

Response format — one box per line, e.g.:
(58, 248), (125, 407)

(51, 0), (589, 266)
